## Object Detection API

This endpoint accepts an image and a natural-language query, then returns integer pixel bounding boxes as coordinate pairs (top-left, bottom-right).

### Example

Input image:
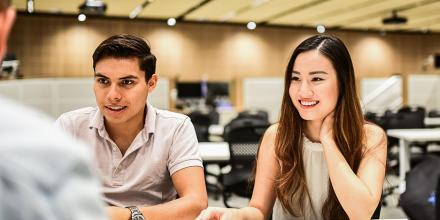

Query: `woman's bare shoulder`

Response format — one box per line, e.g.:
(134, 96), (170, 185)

(363, 123), (387, 150)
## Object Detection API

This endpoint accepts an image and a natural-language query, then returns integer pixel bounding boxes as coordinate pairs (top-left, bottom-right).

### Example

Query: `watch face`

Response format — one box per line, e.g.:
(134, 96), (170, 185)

(132, 215), (145, 220)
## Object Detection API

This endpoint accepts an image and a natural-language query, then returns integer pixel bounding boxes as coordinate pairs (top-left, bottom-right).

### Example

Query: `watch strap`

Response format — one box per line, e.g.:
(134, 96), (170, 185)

(126, 206), (145, 220)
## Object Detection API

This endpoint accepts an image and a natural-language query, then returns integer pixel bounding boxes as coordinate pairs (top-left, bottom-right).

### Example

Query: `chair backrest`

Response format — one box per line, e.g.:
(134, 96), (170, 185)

(237, 109), (269, 122)
(227, 123), (269, 169)
(428, 110), (440, 118)
(385, 111), (425, 129)
(188, 111), (211, 142)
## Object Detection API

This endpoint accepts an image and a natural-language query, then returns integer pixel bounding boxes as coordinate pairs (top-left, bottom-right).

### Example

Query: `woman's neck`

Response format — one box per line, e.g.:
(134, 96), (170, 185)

(304, 119), (323, 143)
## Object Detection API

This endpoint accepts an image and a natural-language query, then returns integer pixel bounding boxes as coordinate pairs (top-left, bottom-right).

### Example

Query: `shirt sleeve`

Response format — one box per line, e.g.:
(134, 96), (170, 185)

(167, 117), (203, 175)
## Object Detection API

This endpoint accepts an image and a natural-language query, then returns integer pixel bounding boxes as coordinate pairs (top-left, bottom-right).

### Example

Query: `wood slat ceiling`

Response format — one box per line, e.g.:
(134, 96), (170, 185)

(11, 0), (440, 33)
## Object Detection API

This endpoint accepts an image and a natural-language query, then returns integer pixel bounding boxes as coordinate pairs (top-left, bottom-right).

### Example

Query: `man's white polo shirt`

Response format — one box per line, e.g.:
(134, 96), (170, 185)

(55, 102), (202, 207)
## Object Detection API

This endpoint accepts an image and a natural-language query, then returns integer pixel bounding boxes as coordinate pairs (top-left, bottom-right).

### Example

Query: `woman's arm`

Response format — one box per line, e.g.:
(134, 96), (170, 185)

(321, 116), (387, 220)
(196, 124), (280, 220)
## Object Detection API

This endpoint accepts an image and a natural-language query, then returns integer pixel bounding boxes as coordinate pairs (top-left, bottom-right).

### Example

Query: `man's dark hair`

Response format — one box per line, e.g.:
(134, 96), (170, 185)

(0, 0), (11, 11)
(92, 34), (156, 81)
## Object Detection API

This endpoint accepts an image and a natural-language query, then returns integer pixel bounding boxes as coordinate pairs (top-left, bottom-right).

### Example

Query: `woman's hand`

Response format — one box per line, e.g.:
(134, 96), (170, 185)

(320, 111), (335, 144)
(195, 207), (241, 220)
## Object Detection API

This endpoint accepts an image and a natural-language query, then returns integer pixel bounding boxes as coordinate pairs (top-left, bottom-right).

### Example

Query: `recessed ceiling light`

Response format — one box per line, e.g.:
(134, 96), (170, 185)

(78, 13), (87, 22)
(247, 21), (257, 30)
(167, 18), (176, 26)
(316, 25), (325, 33)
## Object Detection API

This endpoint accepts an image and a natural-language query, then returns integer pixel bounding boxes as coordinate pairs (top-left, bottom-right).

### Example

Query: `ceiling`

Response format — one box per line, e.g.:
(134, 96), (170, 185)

(12, 0), (440, 33)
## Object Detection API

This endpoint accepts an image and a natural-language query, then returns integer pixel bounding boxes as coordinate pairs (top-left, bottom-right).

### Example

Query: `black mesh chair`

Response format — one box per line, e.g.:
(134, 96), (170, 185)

(237, 109), (269, 122)
(220, 120), (269, 208)
(188, 111), (211, 142)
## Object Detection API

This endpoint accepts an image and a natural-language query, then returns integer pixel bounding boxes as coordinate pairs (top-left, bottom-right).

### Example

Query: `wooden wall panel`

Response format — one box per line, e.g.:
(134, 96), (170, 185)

(7, 14), (440, 106)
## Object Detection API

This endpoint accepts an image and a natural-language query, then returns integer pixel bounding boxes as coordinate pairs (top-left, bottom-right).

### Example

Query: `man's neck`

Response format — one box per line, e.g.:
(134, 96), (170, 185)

(104, 114), (145, 155)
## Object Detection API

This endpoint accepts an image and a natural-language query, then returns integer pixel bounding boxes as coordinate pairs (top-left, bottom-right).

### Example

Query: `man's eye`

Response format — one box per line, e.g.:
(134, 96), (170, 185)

(122, 80), (134, 85)
(97, 78), (109, 84)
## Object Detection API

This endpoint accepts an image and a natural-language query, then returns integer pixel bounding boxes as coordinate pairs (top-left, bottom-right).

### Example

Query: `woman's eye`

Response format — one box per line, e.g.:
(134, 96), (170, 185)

(312, 77), (324, 81)
(291, 76), (300, 81)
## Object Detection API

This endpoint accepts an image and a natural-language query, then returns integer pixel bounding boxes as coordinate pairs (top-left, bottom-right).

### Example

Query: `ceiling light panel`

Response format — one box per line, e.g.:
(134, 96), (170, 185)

(13, 0), (84, 14)
(342, 1), (440, 31)
(184, 0), (250, 21)
(138, 0), (204, 19)
(229, 0), (314, 23)
(105, 0), (143, 17)
(269, 0), (372, 26)
(313, 0), (421, 26)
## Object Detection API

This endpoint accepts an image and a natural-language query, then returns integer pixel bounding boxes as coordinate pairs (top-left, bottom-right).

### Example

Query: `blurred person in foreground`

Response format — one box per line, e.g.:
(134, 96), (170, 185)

(0, 0), (107, 219)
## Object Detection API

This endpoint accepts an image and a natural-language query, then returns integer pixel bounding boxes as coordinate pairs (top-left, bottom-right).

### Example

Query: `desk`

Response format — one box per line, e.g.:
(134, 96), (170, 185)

(425, 117), (440, 127)
(387, 128), (440, 192)
(199, 142), (230, 163)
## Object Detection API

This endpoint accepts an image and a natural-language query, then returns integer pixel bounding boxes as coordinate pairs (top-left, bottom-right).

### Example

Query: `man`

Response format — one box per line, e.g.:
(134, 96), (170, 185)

(0, 0), (107, 219)
(56, 34), (207, 220)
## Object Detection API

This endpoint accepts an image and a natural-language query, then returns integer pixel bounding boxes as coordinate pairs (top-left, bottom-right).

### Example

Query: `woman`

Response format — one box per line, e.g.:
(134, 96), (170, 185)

(196, 34), (387, 220)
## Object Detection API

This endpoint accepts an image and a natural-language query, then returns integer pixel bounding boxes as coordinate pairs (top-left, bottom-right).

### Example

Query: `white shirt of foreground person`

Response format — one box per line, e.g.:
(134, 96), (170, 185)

(55, 102), (203, 207)
(0, 96), (107, 220)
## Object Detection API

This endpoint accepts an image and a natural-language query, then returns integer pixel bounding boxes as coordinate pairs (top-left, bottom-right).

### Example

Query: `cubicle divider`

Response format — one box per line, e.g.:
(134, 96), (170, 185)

(0, 77), (169, 119)
(242, 77), (283, 123)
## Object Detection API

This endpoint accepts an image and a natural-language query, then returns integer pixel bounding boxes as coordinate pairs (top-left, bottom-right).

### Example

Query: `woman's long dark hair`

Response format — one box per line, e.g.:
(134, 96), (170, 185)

(275, 34), (365, 220)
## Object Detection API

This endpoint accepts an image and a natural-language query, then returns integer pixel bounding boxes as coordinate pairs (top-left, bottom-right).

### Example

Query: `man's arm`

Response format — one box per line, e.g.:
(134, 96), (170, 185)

(107, 166), (207, 220)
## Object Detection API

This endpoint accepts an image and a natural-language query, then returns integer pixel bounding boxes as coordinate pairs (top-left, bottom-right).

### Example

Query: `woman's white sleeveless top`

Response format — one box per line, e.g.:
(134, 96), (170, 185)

(272, 136), (329, 220)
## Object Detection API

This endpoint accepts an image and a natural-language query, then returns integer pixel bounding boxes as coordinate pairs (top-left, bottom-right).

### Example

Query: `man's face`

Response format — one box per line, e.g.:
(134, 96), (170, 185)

(93, 57), (156, 127)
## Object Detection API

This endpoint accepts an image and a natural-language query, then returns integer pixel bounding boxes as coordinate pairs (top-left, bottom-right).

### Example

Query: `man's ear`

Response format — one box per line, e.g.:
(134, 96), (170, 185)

(0, 7), (16, 59)
(147, 74), (158, 92)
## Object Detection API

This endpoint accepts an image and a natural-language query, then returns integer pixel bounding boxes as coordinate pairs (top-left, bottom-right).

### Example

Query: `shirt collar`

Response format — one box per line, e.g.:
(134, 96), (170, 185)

(143, 102), (156, 136)
(88, 102), (157, 136)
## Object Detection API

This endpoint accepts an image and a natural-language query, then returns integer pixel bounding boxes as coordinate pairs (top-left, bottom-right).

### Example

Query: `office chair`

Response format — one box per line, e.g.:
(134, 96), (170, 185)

(237, 109), (269, 122)
(188, 111), (211, 142)
(220, 121), (269, 208)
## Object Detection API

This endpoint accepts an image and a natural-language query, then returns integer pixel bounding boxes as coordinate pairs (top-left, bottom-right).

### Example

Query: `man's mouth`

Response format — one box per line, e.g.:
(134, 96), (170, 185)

(105, 105), (127, 111)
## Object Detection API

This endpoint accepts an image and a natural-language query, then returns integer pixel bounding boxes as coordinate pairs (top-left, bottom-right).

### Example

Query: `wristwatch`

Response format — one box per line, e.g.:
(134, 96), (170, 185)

(126, 206), (145, 220)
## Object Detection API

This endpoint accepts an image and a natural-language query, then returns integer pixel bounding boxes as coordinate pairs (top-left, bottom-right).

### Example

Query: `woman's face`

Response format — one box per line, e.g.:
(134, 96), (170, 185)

(289, 50), (339, 122)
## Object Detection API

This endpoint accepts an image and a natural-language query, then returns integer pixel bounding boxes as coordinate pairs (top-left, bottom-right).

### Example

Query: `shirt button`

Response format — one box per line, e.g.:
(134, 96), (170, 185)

(112, 147), (117, 152)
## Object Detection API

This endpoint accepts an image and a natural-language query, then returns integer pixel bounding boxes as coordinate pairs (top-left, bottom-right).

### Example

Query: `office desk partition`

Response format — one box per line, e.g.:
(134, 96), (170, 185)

(387, 128), (440, 193)
(199, 142), (230, 163)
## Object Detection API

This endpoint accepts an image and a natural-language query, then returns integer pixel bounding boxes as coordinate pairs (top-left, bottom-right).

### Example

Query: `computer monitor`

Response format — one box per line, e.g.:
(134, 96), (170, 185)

(434, 54), (440, 68)
(207, 82), (229, 97)
(176, 82), (202, 98)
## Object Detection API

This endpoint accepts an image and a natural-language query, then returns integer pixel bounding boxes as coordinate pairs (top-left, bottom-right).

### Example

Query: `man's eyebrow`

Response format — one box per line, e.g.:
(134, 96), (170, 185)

(119, 75), (138, 80)
(94, 73), (108, 78)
